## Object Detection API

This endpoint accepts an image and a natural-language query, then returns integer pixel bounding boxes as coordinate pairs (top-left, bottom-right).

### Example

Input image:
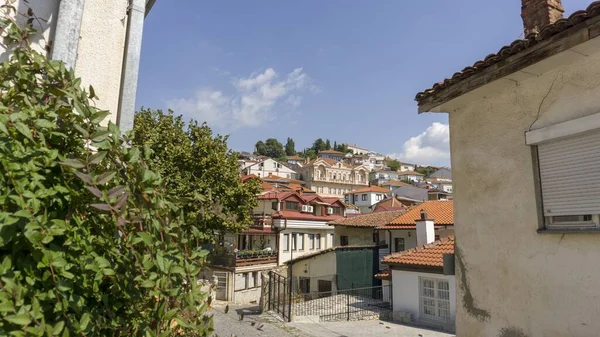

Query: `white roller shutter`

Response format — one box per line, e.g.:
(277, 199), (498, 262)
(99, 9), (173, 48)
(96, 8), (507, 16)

(537, 130), (600, 216)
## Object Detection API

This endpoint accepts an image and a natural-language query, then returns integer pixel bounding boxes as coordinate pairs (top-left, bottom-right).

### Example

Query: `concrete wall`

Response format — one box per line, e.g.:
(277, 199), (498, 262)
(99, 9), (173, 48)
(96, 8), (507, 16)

(334, 226), (374, 246)
(439, 35), (600, 336)
(392, 270), (456, 332)
(290, 250), (337, 294)
(4, 1), (139, 126)
(278, 227), (334, 265)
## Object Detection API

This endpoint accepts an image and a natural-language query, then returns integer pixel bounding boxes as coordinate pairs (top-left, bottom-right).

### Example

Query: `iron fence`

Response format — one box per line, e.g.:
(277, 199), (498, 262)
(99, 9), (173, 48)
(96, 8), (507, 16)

(266, 271), (292, 322)
(292, 284), (391, 322)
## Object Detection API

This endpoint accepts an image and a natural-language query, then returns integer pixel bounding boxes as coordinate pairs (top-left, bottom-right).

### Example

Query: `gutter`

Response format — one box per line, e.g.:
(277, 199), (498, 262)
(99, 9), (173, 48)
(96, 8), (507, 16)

(117, 0), (147, 131)
(51, 0), (85, 69)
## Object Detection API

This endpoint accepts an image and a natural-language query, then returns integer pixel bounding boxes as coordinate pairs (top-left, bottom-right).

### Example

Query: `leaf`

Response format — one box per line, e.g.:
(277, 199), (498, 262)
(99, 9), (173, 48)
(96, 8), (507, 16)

(125, 148), (140, 163)
(91, 110), (110, 124)
(96, 172), (116, 185)
(0, 122), (7, 135)
(60, 159), (85, 169)
(156, 253), (165, 272)
(53, 321), (65, 335)
(4, 314), (32, 325)
(84, 186), (103, 198)
(114, 192), (128, 208)
(89, 151), (107, 164)
(15, 122), (33, 140)
(34, 119), (56, 129)
(88, 85), (96, 99)
(74, 171), (93, 184)
(107, 186), (125, 198)
(91, 130), (109, 142)
(90, 203), (111, 212)
(73, 124), (89, 138)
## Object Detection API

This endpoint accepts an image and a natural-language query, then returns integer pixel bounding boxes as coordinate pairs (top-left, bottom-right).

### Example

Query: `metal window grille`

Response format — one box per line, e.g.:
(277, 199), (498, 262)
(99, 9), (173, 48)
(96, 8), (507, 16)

(419, 277), (450, 320)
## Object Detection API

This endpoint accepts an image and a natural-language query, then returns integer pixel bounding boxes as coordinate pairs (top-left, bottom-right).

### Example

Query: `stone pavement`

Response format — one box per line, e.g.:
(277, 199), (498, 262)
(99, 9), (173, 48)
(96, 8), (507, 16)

(210, 303), (309, 337)
(291, 318), (456, 337)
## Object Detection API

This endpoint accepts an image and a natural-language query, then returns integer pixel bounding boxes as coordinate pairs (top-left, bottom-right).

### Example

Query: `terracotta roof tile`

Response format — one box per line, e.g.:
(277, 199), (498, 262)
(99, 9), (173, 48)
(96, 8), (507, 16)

(375, 268), (391, 280)
(380, 180), (412, 187)
(272, 211), (344, 222)
(379, 200), (453, 229)
(415, 1), (600, 104)
(381, 236), (454, 268)
(398, 170), (424, 176)
(344, 186), (389, 194)
(329, 210), (407, 228)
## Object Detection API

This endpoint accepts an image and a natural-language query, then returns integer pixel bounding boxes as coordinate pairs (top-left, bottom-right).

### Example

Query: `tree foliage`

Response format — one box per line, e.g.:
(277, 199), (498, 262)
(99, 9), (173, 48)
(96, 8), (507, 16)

(284, 137), (296, 156)
(415, 166), (437, 178)
(133, 109), (261, 237)
(324, 139), (331, 150)
(388, 159), (401, 171)
(0, 7), (213, 336)
(312, 138), (326, 153)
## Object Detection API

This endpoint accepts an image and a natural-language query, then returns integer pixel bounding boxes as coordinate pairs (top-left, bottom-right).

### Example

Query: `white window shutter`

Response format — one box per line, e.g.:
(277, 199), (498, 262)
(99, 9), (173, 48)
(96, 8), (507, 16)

(537, 131), (600, 216)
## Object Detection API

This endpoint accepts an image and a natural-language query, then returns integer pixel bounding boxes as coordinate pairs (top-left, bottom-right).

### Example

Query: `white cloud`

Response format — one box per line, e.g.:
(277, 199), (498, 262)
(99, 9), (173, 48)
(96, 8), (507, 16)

(168, 68), (314, 130)
(388, 122), (450, 166)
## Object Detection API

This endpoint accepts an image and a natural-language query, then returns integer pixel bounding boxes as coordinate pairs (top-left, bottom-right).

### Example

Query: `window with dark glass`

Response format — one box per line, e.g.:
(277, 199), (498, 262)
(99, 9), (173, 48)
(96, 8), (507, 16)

(285, 201), (299, 211)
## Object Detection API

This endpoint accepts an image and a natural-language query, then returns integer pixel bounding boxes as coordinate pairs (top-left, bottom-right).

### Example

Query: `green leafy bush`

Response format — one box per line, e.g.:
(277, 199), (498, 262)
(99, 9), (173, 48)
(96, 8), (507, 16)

(0, 6), (212, 336)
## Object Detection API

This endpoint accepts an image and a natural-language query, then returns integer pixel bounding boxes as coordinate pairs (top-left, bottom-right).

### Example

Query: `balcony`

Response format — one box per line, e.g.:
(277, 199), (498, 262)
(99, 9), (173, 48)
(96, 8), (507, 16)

(210, 250), (278, 267)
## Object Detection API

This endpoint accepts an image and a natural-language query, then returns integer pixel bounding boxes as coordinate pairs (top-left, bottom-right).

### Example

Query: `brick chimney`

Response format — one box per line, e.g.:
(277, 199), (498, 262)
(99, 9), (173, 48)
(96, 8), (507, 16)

(521, 0), (564, 36)
(415, 210), (435, 246)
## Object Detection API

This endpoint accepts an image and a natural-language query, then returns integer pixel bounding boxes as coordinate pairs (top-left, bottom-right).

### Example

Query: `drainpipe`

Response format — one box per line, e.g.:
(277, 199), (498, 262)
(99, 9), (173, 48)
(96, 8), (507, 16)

(387, 230), (392, 254)
(117, 0), (146, 131)
(51, 0), (86, 69)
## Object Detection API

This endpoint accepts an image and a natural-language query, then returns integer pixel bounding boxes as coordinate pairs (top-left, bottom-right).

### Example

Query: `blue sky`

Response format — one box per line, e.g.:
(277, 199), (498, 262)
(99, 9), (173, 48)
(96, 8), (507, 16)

(136, 0), (592, 166)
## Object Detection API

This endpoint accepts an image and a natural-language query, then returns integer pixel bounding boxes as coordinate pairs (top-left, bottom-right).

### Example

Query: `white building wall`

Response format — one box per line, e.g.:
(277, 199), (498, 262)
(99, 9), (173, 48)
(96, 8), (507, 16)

(391, 270), (456, 331)
(6, 0), (132, 125)
(274, 221), (334, 265)
(436, 32), (600, 337)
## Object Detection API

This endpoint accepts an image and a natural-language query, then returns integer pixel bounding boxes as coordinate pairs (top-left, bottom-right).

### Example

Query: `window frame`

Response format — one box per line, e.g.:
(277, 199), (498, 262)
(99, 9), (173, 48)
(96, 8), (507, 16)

(394, 237), (405, 252)
(340, 235), (349, 246)
(419, 277), (451, 321)
(285, 201), (299, 211)
(282, 234), (289, 251)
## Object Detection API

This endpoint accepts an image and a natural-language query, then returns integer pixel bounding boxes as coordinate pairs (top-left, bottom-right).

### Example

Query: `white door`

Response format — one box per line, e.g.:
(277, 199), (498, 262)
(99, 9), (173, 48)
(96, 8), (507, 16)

(214, 271), (229, 301)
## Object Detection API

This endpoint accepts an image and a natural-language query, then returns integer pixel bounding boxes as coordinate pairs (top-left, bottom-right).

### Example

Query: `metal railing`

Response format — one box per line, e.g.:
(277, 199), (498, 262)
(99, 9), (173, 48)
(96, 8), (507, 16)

(267, 271), (292, 322)
(293, 284), (391, 322)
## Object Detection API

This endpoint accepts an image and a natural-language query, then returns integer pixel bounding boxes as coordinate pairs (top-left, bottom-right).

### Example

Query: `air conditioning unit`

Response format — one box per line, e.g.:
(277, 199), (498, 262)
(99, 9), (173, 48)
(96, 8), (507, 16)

(327, 207), (333, 215)
(301, 205), (310, 213)
(308, 206), (314, 213)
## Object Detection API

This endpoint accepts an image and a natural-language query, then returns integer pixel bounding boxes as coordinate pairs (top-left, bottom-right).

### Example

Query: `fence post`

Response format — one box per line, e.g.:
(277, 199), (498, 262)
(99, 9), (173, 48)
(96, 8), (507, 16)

(288, 275), (293, 322)
(346, 283), (352, 321)
(268, 271), (272, 311)
(282, 276), (287, 320)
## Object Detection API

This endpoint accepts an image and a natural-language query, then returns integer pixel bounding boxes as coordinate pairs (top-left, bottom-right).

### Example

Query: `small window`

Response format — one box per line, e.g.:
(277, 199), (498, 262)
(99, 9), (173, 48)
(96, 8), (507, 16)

(328, 233), (334, 247)
(435, 235), (441, 241)
(283, 234), (289, 251)
(308, 234), (315, 250)
(298, 277), (310, 294)
(340, 236), (349, 246)
(297, 233), (304, 250)
(394, 238), (405, 252)
(315, 234), (321, 249)
(285, 201), (299, 211)
(362, 194), (367, 201)
(332, 207), (341, 215)
(271, 201), (278, 210)
(291, 233), (297, 251)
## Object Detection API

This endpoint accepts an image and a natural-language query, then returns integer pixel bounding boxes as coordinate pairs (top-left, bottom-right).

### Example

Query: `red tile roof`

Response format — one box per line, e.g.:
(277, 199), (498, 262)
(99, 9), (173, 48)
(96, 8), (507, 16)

(415, 2), (600, 105)
(272, 211), (344, 222)
(381, 236), (454, 268)
(398, 170), (424, 176)
(375, 268), (391, 280)
(345, 186), (389, 194)
(241, 174), (258, 182)
(378, 200), (453, 229)
(380, 180), (412, 187)
(329, 210), (407, 228)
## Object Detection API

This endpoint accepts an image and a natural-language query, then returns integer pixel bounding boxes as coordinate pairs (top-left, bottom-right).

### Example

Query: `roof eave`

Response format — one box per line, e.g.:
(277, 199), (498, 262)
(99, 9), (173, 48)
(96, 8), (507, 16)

(416, 15), (600, 114)
(145, 0), (156, 17)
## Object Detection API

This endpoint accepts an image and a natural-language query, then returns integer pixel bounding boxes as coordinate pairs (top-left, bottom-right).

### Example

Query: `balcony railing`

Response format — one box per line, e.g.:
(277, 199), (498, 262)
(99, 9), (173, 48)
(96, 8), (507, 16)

(210, 250), (278, 267)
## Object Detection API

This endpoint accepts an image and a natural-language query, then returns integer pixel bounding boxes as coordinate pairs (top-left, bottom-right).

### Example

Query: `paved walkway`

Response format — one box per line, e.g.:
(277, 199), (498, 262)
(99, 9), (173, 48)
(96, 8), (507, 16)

(211, 303), (308, 337)
(210, 303), (454, 337)
(290, 318), (455, 337)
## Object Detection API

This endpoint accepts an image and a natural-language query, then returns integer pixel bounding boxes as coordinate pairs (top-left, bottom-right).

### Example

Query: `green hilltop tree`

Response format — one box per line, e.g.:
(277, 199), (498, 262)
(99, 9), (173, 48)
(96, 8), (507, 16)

(285, 137), (296, 156)
(264, 138), (285, 158)
(133, 109), (261, 236)
(388, 159), (401, 171)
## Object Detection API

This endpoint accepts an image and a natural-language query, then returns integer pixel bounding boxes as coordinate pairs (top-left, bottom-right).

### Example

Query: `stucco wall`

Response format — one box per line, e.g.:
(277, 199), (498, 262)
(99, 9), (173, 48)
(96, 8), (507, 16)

(278, 228), (334, 265)
(290, 250), (337, 294)
(392, 270), (455, 332)
(443, 38), (600, 336)
(334, 226), (374, 246)
(3, 1), (133, 126)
